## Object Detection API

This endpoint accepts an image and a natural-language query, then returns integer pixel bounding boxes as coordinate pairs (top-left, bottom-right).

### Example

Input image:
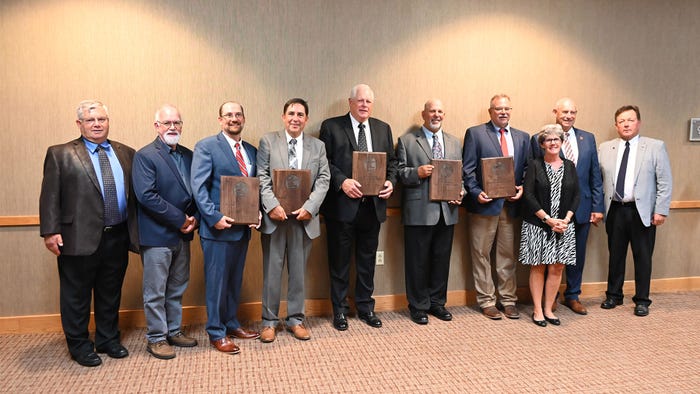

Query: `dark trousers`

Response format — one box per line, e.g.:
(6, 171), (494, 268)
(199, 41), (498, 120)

(326, 200), (381, 315)
(404, 216), (454, 312)
(605, 202), (655, 306)
(564, 221), (592, 301)
(57, 224), (129, 357)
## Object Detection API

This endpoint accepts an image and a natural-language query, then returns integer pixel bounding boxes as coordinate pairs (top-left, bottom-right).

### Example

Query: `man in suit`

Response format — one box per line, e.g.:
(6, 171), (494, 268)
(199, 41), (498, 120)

(462, 94), (529, 320)
(529, 98), (604, 315)
(257, 98), (330, 343)
(40, 100), (137, 367)
(191, 101), (260, 354)
(320, 84), (399, 330)
(132, 104), (199, 360)
(396, 99), (464, 325)
(599, 105), (672, 317)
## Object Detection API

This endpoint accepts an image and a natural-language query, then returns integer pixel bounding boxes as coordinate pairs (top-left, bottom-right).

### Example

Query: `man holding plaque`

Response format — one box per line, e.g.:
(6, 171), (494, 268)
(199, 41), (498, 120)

(257, 98), (330, 343)
(320, 84), (398, 330)
(191, 101), (259, 354)
(529, 98), (604, 315)
(462, 94), (530, 320)
(396, 99), (464, 325)
(133, 104), (199, 359)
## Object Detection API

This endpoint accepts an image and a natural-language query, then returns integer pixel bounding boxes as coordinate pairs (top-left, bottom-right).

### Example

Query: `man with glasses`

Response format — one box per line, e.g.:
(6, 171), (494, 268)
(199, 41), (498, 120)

(40, 100), (137, 367)
(132, 104), (199, 359)
(462, 94), (530, 320)
(191, 101), (260, 354)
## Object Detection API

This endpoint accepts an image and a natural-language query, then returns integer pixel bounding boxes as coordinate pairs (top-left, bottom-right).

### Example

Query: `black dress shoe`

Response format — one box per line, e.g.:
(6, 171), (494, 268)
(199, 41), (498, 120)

(96, 343), (129, 359)
(601, 298), (623, 309)
(333, 313), (348, 331)
(634, 304), (649, 317)
(544, 316), (561, 326)
(429, 306), (453, 321)
(531, 314), (547, 327)
(72, 351), (102, 367)
(410, 310), (429, 325)
(358, 312), (382, 328)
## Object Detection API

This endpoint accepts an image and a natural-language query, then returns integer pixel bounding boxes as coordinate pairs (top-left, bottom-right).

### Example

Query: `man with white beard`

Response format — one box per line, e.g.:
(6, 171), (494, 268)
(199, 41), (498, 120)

(132, 104), (199, 359)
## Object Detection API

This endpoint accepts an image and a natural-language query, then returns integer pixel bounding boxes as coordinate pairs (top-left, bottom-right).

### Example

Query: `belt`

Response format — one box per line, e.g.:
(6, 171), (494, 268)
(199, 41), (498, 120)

(103, 222), (127, 233)
(611, 200), (636, 207)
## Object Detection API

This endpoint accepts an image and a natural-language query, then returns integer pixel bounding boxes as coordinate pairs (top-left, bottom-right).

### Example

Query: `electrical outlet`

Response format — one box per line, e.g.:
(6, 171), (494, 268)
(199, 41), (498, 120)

(376, 251), (384, 266)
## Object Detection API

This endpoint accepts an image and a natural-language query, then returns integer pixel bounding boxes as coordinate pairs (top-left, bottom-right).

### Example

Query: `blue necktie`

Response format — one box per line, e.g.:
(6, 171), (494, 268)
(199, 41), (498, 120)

(97, 145), (121, 226)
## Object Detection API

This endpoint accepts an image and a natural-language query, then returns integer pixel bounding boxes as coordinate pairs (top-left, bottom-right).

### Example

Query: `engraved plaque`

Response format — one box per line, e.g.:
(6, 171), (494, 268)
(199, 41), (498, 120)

(481, 157), (516, 198)
(220, 176), (260, 225)
(430, 159), (462, 201)
(273, 169), (311, 214)
(352, 151), (387, 196)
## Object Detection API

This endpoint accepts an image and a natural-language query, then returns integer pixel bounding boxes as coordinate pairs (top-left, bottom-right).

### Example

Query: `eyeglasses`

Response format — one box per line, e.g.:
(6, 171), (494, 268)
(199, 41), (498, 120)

(157, 120), (183, 129)
(491, 107), (512, 112)
(81, 117), (108, 125)
(544, 138), (561, 144)
(221, 112), (244, 119)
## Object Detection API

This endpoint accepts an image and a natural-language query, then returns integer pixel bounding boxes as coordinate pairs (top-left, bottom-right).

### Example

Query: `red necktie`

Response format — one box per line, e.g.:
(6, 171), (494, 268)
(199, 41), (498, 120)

(235, 143), (248, 177)
(499, 128), (509, 157)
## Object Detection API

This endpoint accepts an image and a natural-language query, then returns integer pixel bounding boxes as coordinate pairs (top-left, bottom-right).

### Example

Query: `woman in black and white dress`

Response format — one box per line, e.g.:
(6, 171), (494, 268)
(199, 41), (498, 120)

(520, 124), (580, 327)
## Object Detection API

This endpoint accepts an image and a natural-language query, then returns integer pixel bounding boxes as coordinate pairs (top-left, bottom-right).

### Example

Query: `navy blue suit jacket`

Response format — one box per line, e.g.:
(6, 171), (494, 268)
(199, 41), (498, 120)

(529, 127), (604, 224)
(132, 137), (198, 247)
(462, 122), (530, 216)
(191, 132), (257, 242)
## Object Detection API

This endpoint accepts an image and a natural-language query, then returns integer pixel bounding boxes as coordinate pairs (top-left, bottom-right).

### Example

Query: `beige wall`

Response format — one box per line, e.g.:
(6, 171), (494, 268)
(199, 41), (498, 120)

(1, 0), (699, 317)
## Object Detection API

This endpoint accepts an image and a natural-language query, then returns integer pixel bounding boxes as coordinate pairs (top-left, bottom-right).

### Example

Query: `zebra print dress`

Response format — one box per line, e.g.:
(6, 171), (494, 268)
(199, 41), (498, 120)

(519, 162), (576, 266)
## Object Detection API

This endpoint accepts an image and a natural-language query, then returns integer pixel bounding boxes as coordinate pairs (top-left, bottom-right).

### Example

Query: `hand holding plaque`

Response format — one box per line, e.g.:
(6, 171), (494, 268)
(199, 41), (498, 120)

(220, 176), (260, 225)
(429, 159), (462, 201)
(352, 151), (386, 196)
(273, 169), (311, 214)
(481, 157), (516, 198)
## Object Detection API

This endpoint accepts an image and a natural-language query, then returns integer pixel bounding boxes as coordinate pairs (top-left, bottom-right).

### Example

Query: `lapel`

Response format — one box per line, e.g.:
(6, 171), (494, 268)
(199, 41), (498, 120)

(634, 137), (648, 183)
(415, 129), (432, 160)
(443, 133), (460, 159)
(111, 140), (132, 196)
(154, 138), (189, 192)
(276, 130), (290, 167)
(301, 133), (313, 169)
(242, 141), (256, 175)
(343, 113), (359, 151)
(215, 133), (239, 173)
(72, 138), (101, 193)
(485, 122), (503, 155)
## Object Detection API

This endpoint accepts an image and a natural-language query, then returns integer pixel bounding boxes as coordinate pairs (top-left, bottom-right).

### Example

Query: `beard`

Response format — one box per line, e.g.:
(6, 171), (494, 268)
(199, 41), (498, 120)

(162, 132), (181, 146)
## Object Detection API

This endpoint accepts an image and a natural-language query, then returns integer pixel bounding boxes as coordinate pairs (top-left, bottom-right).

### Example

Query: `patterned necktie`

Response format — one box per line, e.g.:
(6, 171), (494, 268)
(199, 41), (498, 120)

(358, 123), (368, 152)
(289, 138), (298, 169)
(235, 143), (248, 176)
(97, 145), (121, 226)
(563, 132), (576, 165)
(615, 141), (630, 201)
(432, 134), (443, 159)
(499, 128), (509, 157)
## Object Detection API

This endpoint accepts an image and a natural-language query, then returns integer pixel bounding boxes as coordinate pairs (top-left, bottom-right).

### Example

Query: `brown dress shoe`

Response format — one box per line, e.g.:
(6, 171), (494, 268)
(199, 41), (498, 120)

(260, 327), (276, 343)
(503, 305), (520, 319)
(167, 332), (198, 347)
(210, 337), (240, 354)
(564, 299), (588, 315)
(481, 306), (502, 320)
(287, 324), (311, 341)
(228, 327), (260, 340)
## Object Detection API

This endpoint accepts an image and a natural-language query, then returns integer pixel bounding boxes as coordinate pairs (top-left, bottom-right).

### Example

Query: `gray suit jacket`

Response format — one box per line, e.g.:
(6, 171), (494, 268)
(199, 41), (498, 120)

(397, 127), (464, 226)
(257, 131), (330, 238)
(599, 136), (672, 227)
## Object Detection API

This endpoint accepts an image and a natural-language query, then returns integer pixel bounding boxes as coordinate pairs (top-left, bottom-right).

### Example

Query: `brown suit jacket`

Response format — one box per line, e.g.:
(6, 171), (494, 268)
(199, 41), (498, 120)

(40, 137), (138, 255)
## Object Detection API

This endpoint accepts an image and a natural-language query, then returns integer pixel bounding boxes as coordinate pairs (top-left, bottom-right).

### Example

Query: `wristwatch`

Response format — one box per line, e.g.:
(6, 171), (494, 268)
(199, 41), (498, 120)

(541, 214), (550, 223)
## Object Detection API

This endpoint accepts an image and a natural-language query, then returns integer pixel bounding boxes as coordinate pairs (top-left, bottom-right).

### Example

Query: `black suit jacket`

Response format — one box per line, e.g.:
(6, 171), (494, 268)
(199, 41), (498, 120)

(521, 157), (580, 231)
(40, 137), (138, 255)
(319, 113), (398, 223)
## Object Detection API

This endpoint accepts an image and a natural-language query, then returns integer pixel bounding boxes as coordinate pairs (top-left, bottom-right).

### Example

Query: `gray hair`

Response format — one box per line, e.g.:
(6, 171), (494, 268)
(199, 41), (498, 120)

(350, 84), (374, 101)
(537, 124), (565, 144)
(76, 100), (108, 120)
(154, 104), (181, 122)
(489, 94), (511, 107)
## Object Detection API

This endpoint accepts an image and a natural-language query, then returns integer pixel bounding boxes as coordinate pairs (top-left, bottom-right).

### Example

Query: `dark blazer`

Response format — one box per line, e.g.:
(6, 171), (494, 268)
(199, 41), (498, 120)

(529, 127), (603, 224)
(319, 113), (398, 223)
(521, 157), (580, 231)
(462, 122), (530, 216)
(39, 137), (138, 255)
(132, 137), (198, 247)
(396, 127), (464, 226)
(190, 132), (257, 241)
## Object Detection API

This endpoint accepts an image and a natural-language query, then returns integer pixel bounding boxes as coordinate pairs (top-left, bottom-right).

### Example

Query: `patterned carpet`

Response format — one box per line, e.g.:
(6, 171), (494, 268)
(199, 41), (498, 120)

(2, 291), (699, 393)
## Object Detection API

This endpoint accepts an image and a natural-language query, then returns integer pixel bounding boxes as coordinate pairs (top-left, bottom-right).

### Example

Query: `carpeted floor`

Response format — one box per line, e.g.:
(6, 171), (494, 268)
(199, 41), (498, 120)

(2, 291), (699, 393)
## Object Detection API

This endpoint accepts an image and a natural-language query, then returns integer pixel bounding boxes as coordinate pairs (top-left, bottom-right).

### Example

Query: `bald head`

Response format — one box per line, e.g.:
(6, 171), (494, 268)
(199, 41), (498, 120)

(553, 98), (578, 132)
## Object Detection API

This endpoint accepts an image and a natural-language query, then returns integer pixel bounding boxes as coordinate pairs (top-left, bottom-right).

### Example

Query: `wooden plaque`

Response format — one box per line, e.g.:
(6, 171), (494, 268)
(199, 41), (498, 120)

(352, 151), (387, 196)
(481, 157), (516, 198)
(429, 159), (462, 201)
(273, 169), (312, 214)
(220, 176), (260, 225)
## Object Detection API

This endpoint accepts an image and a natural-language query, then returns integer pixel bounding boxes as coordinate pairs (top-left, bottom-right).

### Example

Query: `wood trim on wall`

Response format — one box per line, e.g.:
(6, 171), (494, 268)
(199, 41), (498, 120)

(3, 201), (698, 226)
(1, 276), (698, 335)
